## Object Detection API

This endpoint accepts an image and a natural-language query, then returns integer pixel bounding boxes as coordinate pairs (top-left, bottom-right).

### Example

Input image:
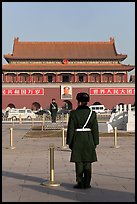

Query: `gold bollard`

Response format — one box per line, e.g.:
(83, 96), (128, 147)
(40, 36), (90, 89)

(32, 117), (34, 127)
(43, 114), (45, 126)
(114, 127), (120, 148)
(6, 128), (16, 149)
(66, 113), (69, 125)
(41, 144), (60, 187)
(61, 128), (67, 149)
(41, 114), (45, 131)
(19, 114), (22, 124)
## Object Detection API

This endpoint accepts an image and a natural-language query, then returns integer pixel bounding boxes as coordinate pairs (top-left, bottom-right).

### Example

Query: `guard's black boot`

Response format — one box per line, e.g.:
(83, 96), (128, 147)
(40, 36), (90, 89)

(84, 184), (91, 189)
(73, 183), (84, 189)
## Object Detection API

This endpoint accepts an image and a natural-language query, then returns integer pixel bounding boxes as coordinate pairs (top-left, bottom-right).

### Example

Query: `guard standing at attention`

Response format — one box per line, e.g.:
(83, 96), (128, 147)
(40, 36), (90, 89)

(66, 92), (99, 189)
(50, 98), (58, 123)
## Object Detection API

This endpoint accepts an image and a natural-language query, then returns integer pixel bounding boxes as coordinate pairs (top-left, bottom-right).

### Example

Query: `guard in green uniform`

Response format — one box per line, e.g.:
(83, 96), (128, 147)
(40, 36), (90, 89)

(66, 92), (99, 189)
(50, 99), (58, 123)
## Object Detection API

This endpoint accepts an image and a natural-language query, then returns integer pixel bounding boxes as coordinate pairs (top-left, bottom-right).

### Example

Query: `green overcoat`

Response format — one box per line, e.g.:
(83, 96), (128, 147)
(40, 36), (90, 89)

(66, 105), (99, 163)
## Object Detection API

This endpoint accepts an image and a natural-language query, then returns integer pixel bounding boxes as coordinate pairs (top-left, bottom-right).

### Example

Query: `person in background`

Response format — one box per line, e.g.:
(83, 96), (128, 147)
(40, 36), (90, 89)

(62, 101), (70, 114)
(62, 101), (69, 110)
(50, 98), (58, 123)
(66, 92), (99, 189)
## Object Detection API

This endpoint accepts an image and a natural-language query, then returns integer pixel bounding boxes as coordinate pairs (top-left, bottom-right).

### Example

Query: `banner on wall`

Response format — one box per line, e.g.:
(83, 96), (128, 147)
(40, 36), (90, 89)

(2, 88), (44, 95)
(90, 88), (135, 95)
(61, 85), (72, 99)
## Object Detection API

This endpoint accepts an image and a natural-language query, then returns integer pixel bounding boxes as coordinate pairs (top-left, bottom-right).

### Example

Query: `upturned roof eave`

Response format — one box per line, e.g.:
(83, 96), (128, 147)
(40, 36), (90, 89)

(3, 55), (127, 61)
(2, 64), (134, 72)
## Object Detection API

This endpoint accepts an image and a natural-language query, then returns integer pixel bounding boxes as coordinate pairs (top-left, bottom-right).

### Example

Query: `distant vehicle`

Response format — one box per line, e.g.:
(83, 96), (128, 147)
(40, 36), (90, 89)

(35, 109), (51, 116)
(89, 105), (106, 114)
(2, 109), (10, 119)
(7, 108), (36, 120)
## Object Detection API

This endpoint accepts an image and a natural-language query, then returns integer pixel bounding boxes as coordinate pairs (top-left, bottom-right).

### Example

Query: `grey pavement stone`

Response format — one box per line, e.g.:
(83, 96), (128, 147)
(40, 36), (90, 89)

(2, 124), (135, 202)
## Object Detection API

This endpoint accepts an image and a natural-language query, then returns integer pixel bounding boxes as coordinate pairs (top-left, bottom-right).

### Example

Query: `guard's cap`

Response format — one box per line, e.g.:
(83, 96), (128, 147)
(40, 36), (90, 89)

(76, 92), (90, 102)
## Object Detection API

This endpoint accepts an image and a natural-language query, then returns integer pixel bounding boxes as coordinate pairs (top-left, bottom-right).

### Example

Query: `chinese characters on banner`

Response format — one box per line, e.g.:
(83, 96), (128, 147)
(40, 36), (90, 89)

(2, 88), (44, 95)
(90, 88), (135, 95)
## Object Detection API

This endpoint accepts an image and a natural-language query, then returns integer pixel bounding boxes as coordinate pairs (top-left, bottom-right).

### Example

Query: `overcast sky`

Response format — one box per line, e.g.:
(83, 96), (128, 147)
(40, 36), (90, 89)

(2, 2), (135, 77)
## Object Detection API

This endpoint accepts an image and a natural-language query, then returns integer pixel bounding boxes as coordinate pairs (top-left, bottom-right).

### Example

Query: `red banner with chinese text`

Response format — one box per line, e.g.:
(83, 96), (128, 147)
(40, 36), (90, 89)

(90, 88), (135, 95)
(2, 88), (44, 95)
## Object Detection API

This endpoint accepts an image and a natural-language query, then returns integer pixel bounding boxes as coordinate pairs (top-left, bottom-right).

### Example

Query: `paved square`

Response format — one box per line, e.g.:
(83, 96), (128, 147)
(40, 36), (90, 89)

(2, 124), (135, 202)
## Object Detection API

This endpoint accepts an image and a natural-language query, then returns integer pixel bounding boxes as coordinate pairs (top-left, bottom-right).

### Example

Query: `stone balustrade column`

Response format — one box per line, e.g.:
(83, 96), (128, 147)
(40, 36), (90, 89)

(116, 105), (119, 112)
(119, 105), (122, 112)
(128, 104), (131, 112)
(124, 104), (127, 112)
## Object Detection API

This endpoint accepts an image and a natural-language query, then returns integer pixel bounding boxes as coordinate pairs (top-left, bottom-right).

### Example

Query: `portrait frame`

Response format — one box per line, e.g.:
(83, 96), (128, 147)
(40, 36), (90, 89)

(61, 85), (72, 99)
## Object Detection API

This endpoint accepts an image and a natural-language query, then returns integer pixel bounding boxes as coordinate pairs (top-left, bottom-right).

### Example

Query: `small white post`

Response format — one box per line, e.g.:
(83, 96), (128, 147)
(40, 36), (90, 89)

(119, 105), (122, 113)
(124, 104), (127, 112)
(19, 114), (22, 124)
(43, 114), (45, 126)
(116, 105), (119, 112)
(6, 127), (16, 149)
(32, 117), (34, 127)
(61, 128), (67, 149)
(128, 104), (131, 112)
(114, 127), (120, 148)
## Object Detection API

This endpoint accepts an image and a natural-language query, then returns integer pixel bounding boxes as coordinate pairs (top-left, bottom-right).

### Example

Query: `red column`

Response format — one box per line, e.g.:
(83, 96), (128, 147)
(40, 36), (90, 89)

(58, 74), (60, 82)
(29, 74), (32, 82)
(45, 74), (47, 82)
(100, 73), (103, 83)
(69, 74), (72, 82)
(42, 73), (45, 82)
(31, 75), (33, 82)
(3, 73), (5, 82)
(113, 73), (116, 82)
(18, 75), (21, 82)
(74, 72), (77, 82)
(87, 73), (90, 82)
(125, 72), (128, 82)
(55, 73), (58, 82)
(16, 74), (18, 82)
(5, 74), (7, 82)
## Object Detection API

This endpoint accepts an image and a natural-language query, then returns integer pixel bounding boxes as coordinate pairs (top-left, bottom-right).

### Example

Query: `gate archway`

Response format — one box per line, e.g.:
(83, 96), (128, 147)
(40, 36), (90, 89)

(7, 103), (16, 108)
(31, 102), (41, 110)
(63, 100), (72, 110)
(93, 102), (102, 105)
